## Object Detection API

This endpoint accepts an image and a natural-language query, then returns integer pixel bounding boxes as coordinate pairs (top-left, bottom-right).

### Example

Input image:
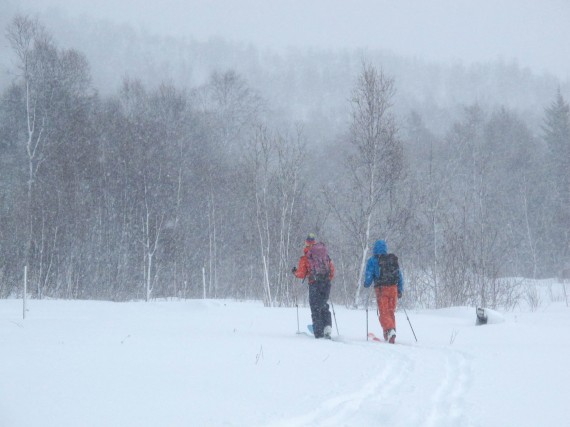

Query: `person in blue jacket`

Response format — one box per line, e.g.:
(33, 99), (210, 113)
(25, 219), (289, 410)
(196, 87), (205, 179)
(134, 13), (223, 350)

(364, 239), (404, 343)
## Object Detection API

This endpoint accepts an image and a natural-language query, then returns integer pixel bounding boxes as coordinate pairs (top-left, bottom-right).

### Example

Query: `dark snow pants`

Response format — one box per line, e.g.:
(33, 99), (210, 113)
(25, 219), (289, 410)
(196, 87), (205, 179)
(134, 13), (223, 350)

(309, 280), (332, 338)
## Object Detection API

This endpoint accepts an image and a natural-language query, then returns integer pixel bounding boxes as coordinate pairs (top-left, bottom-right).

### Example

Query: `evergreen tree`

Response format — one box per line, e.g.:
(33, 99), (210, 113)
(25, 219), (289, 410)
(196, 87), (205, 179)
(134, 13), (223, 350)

(542, 90), (570, 262)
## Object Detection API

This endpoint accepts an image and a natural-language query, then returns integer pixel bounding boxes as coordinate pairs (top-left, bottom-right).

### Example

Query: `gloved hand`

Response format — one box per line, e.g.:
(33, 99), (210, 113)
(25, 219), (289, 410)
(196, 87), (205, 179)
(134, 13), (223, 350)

(398, 291), (402, 299)
(291, 266), (297, 274)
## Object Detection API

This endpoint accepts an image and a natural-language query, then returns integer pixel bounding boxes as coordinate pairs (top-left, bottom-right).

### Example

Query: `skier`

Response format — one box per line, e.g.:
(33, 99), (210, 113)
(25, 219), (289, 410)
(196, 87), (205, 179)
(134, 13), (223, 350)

(364, 239), (404, 343)
(292, 233), (335, 339)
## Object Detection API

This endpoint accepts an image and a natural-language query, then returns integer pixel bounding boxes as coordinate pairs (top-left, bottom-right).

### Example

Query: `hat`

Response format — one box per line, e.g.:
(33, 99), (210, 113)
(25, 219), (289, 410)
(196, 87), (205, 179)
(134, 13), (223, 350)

(305, 233), (316, 246)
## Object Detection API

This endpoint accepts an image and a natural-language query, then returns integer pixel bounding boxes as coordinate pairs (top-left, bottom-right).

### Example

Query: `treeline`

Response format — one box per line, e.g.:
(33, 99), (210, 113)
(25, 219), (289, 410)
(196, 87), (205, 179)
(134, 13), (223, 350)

(0, 16), (568, 308)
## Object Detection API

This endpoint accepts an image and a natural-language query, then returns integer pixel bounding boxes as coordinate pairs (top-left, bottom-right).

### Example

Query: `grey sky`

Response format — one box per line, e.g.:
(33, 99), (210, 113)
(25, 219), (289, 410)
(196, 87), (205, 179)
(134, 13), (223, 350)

(22, 0), (570, 79)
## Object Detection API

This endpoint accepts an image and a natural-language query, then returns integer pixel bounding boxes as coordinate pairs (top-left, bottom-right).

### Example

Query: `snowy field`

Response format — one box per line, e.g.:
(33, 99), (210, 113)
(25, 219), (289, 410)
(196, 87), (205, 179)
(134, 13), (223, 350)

(1, 281), (569, 427)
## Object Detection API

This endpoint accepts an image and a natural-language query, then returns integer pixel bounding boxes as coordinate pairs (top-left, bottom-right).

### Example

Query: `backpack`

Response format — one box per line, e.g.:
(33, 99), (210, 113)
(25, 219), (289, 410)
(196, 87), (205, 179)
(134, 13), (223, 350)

(307, 242), (331, 282)
(375, 253), (400, 286)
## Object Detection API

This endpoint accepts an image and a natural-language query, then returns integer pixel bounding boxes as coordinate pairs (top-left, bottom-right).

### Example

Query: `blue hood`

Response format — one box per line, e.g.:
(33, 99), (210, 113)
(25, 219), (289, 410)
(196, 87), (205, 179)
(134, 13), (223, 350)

(373, 240), (387, 255)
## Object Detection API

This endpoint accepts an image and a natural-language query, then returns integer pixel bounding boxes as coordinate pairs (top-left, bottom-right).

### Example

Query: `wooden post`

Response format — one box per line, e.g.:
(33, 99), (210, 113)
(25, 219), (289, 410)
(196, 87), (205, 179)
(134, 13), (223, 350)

(23, 266), (27, 320)
(202, 267), (206, 299)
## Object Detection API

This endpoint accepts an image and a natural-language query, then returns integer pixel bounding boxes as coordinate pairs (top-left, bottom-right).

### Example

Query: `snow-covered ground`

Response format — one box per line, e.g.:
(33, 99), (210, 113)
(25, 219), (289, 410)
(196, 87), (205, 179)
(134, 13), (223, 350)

(1, 281), (569, 427)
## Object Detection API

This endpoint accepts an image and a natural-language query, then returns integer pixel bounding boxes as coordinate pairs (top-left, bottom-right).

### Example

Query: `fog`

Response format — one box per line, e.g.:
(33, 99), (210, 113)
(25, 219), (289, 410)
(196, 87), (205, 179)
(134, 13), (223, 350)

(18, 0), (570, 80)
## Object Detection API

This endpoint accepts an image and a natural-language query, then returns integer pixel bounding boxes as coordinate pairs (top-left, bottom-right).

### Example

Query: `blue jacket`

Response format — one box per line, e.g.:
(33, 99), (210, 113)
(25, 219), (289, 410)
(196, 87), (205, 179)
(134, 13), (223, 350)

(363, 240), (404, 293)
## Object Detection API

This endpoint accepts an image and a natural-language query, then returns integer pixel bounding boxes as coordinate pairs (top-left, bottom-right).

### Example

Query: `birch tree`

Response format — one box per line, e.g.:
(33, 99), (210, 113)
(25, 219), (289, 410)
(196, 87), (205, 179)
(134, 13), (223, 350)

(249, 125), (275, 306)
(402, 111), (454, 307)
(272, 128), (306, 305)
(6, 16), (54, 288)
(6, 15), (92, 298)
(192, 70), (264, 297)
(326, 63), (403, 307)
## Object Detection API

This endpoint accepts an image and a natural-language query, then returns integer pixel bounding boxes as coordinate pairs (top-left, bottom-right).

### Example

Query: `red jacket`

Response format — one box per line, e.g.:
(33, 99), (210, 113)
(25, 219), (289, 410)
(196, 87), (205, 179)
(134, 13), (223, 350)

(294, 245), (335, 283)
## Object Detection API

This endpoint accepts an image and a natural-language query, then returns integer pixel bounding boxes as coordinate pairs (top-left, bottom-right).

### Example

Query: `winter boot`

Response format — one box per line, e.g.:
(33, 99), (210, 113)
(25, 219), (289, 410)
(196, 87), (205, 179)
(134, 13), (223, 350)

(383, 330), (389, 341)
(324, 325), (332, 339)
(387, 329), (396, 344)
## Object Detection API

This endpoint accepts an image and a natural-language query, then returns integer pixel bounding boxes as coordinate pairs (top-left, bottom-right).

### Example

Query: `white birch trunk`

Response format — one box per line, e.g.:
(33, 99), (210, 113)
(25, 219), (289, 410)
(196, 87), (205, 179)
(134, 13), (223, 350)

(262, 255), (273, 307)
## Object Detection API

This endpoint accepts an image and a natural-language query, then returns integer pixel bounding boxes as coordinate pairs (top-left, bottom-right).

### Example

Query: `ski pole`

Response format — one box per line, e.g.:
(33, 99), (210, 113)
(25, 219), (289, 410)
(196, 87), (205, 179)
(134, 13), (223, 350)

(365, 288), (372, 341)
(401, 301), (418, 342)
(330, 299), (339, 335)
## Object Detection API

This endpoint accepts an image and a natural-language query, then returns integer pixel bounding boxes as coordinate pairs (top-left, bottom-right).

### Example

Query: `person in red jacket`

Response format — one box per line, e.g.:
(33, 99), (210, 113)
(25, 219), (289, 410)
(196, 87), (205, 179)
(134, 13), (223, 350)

(292, 233), (335, 339)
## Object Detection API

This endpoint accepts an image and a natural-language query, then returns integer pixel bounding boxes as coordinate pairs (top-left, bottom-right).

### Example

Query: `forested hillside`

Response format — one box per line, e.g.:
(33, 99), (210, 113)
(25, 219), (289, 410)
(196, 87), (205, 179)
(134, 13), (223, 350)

(1, 13), (569, 308)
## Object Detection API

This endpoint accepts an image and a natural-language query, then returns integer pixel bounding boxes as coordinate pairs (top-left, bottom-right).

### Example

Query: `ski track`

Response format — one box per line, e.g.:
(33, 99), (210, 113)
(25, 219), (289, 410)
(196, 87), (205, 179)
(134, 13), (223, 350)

(265, 350), (408, 427)
(422, 350), (472, 427)
(265, 340), (474, 427)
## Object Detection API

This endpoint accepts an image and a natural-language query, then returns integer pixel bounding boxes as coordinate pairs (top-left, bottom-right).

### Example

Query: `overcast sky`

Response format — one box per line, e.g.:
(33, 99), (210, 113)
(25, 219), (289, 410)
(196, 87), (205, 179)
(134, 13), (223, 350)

(20, 0), (570, 80)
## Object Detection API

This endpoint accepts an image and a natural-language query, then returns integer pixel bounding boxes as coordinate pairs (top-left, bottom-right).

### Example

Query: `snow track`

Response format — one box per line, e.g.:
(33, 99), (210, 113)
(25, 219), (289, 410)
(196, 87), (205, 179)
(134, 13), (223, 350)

(424, 351), (472, 427)
(267, 341), (474, 427)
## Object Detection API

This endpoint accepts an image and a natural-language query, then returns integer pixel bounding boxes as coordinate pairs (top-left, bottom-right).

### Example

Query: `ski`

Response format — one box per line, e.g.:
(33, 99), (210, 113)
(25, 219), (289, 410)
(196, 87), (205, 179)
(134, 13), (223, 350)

(367, 332), (382, 342)
(306, 324), (335, 341)
(368, 332), (406, 345)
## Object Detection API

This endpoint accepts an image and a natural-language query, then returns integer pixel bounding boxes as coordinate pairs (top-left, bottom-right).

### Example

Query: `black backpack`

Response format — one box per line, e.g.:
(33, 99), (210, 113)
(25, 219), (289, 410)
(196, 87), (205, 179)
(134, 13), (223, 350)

(375, 253), (400, 286)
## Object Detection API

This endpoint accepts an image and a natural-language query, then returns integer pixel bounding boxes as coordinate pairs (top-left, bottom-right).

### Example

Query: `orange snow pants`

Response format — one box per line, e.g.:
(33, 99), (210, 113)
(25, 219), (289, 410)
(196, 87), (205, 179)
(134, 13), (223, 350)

(374, 285), (398, 333)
